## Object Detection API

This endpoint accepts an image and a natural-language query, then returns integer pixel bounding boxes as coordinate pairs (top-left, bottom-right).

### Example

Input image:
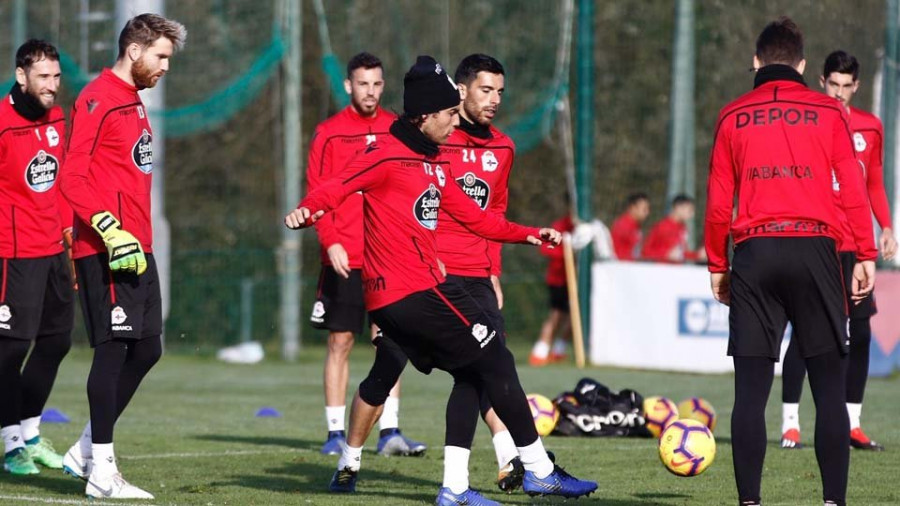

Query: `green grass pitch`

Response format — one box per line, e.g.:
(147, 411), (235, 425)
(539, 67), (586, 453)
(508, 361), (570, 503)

(0, 345), (897, 505)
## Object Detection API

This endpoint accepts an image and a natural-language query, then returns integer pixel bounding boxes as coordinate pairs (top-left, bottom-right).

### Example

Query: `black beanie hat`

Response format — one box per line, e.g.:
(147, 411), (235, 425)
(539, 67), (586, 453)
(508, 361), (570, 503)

(403, 55), (461, 116)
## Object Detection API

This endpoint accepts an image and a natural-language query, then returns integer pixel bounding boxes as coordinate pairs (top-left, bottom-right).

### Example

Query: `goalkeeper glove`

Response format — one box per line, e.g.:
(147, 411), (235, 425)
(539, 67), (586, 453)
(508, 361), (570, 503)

(90, 211), (147, 275)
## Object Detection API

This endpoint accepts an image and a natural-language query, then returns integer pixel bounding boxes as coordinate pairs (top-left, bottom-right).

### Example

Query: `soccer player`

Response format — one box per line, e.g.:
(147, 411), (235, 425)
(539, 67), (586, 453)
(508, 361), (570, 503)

(286, 55), (597, 505)
(60, 13), (186, 499)
(306, 51), (424, 457)
(641, 194), (702, 262)
(435, 53), (523, 491)
(611, 192), (650, 260)
(0, 39), (73, 475)
(529, 212), (574, 366)
(706, 18), (876, 506)
(780, 50), (897, 452)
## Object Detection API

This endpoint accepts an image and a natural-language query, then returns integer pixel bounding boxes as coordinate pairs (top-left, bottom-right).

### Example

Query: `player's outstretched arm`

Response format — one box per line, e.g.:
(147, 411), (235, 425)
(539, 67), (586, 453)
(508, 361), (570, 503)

(442, 179), (546, 245)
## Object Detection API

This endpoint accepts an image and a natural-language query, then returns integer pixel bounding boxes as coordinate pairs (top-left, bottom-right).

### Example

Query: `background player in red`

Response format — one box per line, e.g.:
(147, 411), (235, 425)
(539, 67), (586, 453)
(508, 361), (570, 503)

(706, 18), (876, 506)
(60, 14), (186, 500)
(0, 39), (72, 476)
(529, 212), (574, 366)
(641, 194), (703, 262)
(780, 50), (897, 451)
(306, 52), (424, 457)
(286, 55), (596, 505)
(611, 192), (650, 261)
(436, 53), (523, 492)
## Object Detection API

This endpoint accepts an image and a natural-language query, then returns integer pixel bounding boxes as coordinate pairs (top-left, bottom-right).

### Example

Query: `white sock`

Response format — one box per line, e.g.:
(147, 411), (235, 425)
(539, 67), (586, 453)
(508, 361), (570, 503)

(518, 438), (554, 479)
(20, 416), (41, 442)
(442, 446), (470, 494)
(847, 403), (862, 430)
(1, 425), (25, 454)
(337, 444), (362, 472)
(91, 443), (118, 477)
(79, 422), (93, 458)
(551, 338), (567, 355)
(379, 396), (400, 431)
(492, 430), (518, 469)
(782, 403), (800, 433)
(326, 406), (345, 432)
(532, 341), (550, 359)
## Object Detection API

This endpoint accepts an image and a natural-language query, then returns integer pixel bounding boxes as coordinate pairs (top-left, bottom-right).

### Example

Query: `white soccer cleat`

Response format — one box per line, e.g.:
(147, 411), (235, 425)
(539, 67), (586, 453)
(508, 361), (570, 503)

(86, 471), (154, 499)
(62, 443), (92, 480)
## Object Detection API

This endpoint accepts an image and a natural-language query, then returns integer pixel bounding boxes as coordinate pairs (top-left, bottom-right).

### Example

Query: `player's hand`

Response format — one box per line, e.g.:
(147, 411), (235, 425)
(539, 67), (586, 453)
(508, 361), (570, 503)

(710, 272), (730, 306)
(327, 243), (351, 279)
(62, 227), (78, 290)
(851, 260), (876, 302)
(527, 228), (561, 247)
(284, 207), (324, 229)
(490, 274), (504, 309)
(880, 228), (897, 261)
(90, 211), (147, 275)
(436, 257), (447, 277)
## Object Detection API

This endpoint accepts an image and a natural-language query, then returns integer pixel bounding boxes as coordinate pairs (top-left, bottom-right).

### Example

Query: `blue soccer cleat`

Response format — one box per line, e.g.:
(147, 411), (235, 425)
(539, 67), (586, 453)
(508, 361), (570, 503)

(435, 487), (499, 506)
(523, 464), (597, 498)
(320, 430), (346, 455)
(377, 428), (426, 456)
(329, 466), (358, 493)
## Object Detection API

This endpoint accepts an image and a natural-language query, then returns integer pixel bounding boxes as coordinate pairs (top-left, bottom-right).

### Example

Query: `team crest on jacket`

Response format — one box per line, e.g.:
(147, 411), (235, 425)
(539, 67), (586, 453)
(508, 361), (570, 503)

(46, 125), (59, 147)
(25, 150), (59, 193)
(457, 172), (490, 209)
(132, 129), (153, 173)
(853, 132), (867, 152)
(481, 150), (499, 172)
(414, 183), (442, 230)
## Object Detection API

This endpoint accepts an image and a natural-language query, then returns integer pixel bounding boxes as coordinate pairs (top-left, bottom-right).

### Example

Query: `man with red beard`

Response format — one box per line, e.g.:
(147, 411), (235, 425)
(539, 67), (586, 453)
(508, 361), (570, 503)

(0, 39), (72, 476)
(60, 13), (186, 500)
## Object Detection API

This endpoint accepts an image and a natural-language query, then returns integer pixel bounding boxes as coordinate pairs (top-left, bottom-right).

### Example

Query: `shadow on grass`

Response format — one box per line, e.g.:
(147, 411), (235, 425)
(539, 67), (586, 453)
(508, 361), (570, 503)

(202, 459), (435, 502)
(0, 472), (85, 496)
(194, 433), (322, 452)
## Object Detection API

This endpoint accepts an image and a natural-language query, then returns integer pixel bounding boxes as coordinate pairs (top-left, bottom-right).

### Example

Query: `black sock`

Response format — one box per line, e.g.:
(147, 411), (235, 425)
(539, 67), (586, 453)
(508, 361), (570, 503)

(732, 356), (775, 504)
(444, 374), (480, 448)
(88, 341), (128, 444)
(846, 318), (871, 404)
(20, 332), (71, 419)
(115, 336), (162, 420)
(0, 339), (32, 427)
(781, 335), (806, 403)
(806, 349), (849, 505)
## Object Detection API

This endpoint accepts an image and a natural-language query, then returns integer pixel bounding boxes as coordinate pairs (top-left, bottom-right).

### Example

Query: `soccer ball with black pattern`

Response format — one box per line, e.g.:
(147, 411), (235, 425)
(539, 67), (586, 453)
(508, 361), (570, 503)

(677, 397), (717, 432)
(527, 393), (559, 437)
(658, 419), (716, 477)
(643, 396), (678, 438)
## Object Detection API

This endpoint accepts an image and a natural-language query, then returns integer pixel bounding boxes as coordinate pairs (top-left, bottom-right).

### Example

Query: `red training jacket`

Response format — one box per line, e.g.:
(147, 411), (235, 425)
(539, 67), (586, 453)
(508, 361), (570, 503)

(834, 106), (893, 252)
(437, 124), (515, 277)
(705, 73), (876, 272)
(0, 95), (68, 258)
(62, 68), (155, 260)
(306, 106), (395, 268)
(542, 215), (573, 287)
(298, 132), (540, 311)
(641, 216), (697, 262)
(611, 213), (642, 261)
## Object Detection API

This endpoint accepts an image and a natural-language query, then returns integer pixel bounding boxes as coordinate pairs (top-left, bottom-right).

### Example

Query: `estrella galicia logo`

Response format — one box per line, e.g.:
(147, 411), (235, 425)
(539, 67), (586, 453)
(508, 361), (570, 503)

(132, 129), (153, 174)
(678, 298), (729, 337)
(24, 150), (59, 193)
(414, 183), (441, 230)
(457, 172), (490, 209)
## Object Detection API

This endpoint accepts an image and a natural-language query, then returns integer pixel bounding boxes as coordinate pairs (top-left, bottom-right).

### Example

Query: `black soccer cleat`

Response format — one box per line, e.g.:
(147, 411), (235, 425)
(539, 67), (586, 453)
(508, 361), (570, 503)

(328, 466), (358, 493)
(497, 457), (525, 493)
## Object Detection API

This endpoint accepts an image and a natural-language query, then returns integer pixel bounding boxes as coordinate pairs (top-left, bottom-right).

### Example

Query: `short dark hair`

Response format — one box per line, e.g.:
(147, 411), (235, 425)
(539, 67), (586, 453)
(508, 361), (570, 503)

(672, 194), (694, 207)
(117, 13), (186, 59)
(454, 54), (505, 86)
(755, 17), (803, 66)
(823, 50), (859, 81)
(625, 192), (649, 208)
(16, 39), (59, 71)
(347, 52), (383, 80)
